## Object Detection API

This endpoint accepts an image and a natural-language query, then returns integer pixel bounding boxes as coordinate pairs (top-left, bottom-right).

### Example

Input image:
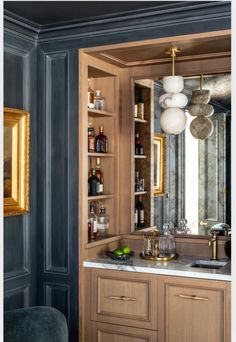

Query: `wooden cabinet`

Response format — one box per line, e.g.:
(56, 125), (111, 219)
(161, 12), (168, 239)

(91, 268), (158, 330)
(157, 275), (231, 342)
(91, 322), (158, 342)
(85, 269), (231, 342)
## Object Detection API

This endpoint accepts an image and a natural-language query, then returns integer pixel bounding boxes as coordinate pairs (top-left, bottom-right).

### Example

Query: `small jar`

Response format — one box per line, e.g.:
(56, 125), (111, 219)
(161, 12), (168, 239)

(94, 90), (105, 111)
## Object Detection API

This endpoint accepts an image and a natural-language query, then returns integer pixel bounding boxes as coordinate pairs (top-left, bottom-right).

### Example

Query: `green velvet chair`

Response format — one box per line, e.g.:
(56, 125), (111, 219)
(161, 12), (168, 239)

(4, 306), (68, 342)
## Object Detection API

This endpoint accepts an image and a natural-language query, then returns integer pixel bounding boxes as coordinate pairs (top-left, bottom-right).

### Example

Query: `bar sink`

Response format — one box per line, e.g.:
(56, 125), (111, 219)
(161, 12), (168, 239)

(190, 259), (227, 270)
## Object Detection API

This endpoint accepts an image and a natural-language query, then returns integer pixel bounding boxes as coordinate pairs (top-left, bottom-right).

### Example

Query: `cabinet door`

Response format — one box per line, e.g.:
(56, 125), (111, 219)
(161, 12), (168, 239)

(158, 276), (231, 342)
(91, 269), (158, 330)
(91, 322), (158, 342)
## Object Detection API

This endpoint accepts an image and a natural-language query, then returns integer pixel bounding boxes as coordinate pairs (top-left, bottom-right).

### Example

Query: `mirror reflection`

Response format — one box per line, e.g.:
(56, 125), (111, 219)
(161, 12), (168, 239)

(152, 74), (231, 236)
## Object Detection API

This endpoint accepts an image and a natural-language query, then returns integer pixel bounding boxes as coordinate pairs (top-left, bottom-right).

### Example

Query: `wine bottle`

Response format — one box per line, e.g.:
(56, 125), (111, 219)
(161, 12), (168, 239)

(88, 168), (100, 196)
(135, 171), (140, 192)
(95, 158), (104, 194)
(88, 123), (95, 152)
(95, 126), (108, 153)
(136, 90), (144, 120)
(88, 202), (97, 239)
(135, 132), (144, 155)
(97, 205), (109, 236)
(136, 195), (145, 228)
(88, 79), (94, 109)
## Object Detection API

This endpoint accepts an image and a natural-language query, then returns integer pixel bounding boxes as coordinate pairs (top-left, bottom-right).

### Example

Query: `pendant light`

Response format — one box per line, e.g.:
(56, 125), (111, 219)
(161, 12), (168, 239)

(159, 46), (188, 135)
(189, 74), (214, 140)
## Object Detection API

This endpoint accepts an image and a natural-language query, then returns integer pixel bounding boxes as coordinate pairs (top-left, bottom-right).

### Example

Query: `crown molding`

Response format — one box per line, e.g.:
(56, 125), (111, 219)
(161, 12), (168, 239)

(4, 1), (231, 46)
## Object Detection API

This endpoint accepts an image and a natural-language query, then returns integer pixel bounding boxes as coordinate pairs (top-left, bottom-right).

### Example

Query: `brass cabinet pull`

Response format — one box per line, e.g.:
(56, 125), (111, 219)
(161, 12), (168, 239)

(199, 221), (208, 227)
(107, 295), (136, 302)
(178, 294), (209, 301)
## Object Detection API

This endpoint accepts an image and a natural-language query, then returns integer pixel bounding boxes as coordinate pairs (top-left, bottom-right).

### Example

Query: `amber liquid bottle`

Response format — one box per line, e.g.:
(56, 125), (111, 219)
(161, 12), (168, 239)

(95, 126), (108, 153)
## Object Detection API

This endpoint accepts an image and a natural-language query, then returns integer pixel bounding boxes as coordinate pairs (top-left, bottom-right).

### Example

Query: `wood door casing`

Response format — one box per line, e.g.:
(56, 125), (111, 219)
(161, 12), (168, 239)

(91, 269), (158, 330)
(91, 321), (158, 342)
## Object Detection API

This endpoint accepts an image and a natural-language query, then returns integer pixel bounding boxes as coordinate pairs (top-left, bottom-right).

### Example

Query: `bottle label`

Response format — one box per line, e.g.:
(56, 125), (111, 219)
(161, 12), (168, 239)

(137, 103), (144, 120)
(99, 184), (103, 193)
(97, 223), (108, 230)
(97, 182), (101, 194)
(89, 137), (95, 151)
(134, 104), (138, 118)
(135, 209), (138, 225)
(140, 147), (144, 155)
(93, 220), (97, 233)
(140, 209), (144, 223)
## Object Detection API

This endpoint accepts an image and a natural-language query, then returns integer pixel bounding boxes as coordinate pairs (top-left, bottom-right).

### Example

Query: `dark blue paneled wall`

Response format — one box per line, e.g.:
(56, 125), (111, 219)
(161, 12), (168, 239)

(4, 2), (231, 342)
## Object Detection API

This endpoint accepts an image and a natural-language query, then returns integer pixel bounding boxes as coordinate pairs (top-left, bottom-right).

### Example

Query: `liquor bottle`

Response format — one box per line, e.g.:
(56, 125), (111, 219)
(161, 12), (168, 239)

(95, 158), (104, 194)
(88, 79), (94, 109)
(88, 202), (97, 239)
(135, 132), (144, 155)
(97, 205), (109, 236)
(88, 168), (100, 196)
(136, 195), (145, 228)
(136, 91), (144, 120)
(95, 126), (108, 153)
(94, 90), (105, 111)
(88, 123), (95, 152)
(135, 171), (140, 192)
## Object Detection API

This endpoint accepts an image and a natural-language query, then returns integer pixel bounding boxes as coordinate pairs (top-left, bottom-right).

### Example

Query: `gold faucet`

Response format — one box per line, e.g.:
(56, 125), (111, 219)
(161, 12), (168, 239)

(208, 231), (219, 260)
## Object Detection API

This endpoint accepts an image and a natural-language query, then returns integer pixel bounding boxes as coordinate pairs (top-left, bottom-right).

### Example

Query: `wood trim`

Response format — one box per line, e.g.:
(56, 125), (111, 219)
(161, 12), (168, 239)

(90, 269), (158, 330)
(83, 30), (231, 54)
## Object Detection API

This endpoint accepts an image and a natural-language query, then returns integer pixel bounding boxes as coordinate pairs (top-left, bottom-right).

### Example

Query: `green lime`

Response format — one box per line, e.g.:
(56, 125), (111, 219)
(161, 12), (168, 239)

(122, 246), (131, 254)
(114, 248), (124, 256)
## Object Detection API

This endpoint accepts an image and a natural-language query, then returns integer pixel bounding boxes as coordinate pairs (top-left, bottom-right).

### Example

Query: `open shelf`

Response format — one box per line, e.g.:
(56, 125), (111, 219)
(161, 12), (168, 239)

(135, 155), (147, 159)
(135, 191), (147, 195)
(134, 118), (147, 124)
(88, 108), (115, 117)
(88, 194), (114, 201)
(85, 235), (120, 248)
(88, 152), (115, 158)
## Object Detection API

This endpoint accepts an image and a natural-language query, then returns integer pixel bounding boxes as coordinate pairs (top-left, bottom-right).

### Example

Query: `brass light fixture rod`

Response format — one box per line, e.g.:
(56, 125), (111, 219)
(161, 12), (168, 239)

(165, 46), (181, 76)
(200, 73), (203, 91)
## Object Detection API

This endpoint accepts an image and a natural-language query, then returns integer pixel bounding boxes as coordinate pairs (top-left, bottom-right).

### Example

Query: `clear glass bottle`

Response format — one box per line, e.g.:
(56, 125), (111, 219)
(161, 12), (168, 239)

(95, 158), (104, 194)
(97, 205), (109, 236)
(88, 123), (95, 152)
(95, 126), (108, 153)
(88, 79), (94, 109)
(88, 168), (100, 196)
(88, 202), (97, 240)
(94, 90), (105, 111)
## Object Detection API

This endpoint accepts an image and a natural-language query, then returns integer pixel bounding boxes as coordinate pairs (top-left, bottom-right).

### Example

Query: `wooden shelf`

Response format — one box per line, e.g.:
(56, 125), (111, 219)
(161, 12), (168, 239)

(135, 155), (147, 159)
(134, 118), (147, 124)
(135, 191), (147, 195)
(88, 152), (115, 158)
(88, 108), (115, 117)
(85, 235), (120, 248)
(88, 194), (114, 201)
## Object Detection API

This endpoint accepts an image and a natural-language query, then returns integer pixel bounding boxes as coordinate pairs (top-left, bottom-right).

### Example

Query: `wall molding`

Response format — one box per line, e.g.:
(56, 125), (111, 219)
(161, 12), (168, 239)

(4, 1), (231, 45)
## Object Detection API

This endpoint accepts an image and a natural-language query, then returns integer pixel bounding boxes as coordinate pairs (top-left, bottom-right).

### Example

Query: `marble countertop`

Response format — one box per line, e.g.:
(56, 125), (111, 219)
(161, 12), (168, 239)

(83, 255), (231, 281)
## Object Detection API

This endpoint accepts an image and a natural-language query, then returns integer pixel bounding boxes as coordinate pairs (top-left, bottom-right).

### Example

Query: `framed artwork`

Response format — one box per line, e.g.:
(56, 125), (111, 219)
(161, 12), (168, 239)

(153, 133), (166, 196)
(4, 107), (30, 216)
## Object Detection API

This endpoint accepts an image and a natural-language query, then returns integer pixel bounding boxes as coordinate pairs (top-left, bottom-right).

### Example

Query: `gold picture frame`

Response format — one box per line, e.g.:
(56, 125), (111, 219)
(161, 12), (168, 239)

(4, 107), (30, 216)
(153, 133), (166, 196)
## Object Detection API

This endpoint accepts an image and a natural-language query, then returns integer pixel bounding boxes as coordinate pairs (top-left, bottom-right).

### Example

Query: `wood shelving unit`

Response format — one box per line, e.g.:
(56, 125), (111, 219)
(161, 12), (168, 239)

(79, 53), (120, 250)
(133, 80), (154, 232)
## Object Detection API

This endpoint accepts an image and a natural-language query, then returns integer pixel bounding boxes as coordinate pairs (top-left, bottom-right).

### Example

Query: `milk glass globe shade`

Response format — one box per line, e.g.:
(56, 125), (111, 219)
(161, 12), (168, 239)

(160, 107), (187, 134)
(163, 76), (184, 93)
(159, 92), (188, 109)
